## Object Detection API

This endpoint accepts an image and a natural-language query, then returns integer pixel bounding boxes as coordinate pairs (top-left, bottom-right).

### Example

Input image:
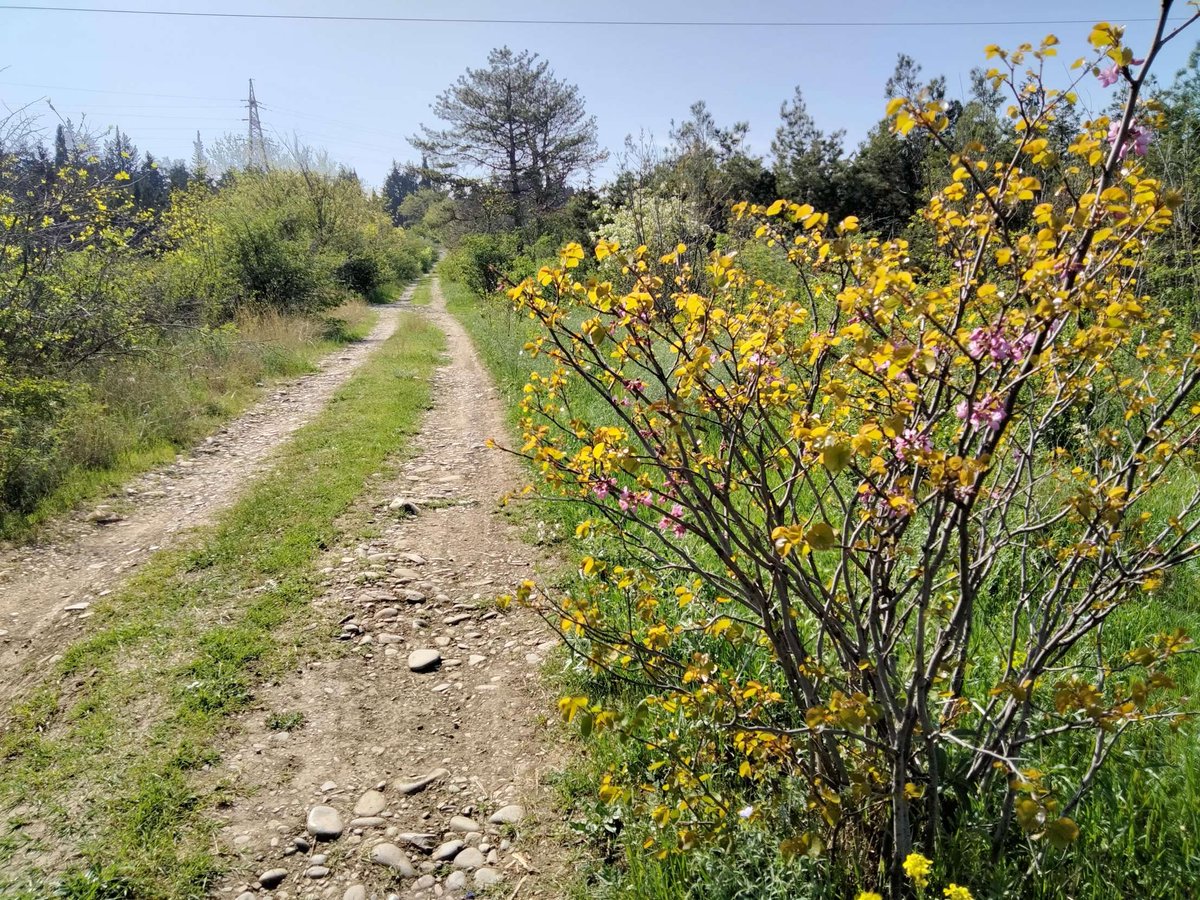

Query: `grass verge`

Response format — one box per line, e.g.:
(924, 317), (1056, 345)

(2, 301), (378, 542)
(0, 310), (443, 898)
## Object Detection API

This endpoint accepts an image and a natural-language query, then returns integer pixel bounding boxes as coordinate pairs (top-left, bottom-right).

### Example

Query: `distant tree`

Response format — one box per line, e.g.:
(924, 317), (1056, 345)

(53, 124), (70, 166)
(771, 86), (846, 215)
(840, 54), (954, 235)
(382, 160), (422, 224)
(100, 128), (138, 179)
(412, 46), (606, 226)
(667, 100), (775, 237)
(165, 159), (190, 192)
(133, 152), (168, 210)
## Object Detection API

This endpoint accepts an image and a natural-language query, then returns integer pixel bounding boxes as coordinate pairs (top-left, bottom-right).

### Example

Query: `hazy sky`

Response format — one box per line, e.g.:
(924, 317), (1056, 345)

(2, 2), (1197, 187)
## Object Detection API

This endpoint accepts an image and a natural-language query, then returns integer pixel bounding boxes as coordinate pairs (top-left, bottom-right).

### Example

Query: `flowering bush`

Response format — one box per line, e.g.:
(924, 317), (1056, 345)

(503, 11), (1200, 896)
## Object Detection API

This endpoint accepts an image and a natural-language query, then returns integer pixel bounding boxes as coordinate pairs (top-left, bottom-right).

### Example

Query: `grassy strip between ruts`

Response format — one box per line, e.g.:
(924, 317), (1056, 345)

(409, 274), (434, 307)
(0, 310), (444, 899)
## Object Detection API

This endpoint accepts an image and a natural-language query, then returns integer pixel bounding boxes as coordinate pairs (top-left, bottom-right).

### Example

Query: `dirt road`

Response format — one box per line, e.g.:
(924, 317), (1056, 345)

(208, 275), (564, 899)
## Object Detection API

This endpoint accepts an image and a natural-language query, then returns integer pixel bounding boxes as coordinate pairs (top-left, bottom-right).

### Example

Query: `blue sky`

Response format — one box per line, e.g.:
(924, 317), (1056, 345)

(1, 2), (1197, 187)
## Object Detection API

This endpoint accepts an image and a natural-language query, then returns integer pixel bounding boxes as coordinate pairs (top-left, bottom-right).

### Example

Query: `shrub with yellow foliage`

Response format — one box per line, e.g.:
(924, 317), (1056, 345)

(502, 9), (1200, 894)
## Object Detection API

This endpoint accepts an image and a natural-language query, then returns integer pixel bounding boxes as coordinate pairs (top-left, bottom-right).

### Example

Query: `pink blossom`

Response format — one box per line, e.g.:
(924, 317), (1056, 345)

(893, 428), (932, 462)
(1097, 63), (1120, 87)
(956, 395), (1006, 432)
(1107, 119), (1153, 159)
(658, 503), (688, 537)
(618, 487), (635, 510)
(593, 478), (616, 500)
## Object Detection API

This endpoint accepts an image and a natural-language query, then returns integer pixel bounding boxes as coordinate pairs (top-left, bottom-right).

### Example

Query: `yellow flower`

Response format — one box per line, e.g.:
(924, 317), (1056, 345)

(113, 170), (131, 181)
(856, 893), (884, 900)
(903, 852), (933, 887)
(944, 886), (974, 900)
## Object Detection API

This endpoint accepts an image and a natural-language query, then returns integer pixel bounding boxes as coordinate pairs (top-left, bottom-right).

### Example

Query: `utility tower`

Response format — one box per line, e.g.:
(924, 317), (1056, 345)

(245, 78), (269, 170)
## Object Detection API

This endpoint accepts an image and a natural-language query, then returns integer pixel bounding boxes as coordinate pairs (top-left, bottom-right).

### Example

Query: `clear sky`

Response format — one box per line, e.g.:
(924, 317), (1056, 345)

(1, 2), (1197, 188)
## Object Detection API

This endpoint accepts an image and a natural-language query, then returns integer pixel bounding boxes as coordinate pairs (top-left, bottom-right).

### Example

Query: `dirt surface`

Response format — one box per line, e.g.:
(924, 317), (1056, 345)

(0, 292), (413, 706)
(208, 276), (566, 900)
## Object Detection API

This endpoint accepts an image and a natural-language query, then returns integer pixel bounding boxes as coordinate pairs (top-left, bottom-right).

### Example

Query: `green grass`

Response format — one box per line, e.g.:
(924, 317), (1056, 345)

(410, 274), (433, 306)
(443, 274), (1200, 900)
(0, 311), (444, 898)
(1, 301), (379, 542)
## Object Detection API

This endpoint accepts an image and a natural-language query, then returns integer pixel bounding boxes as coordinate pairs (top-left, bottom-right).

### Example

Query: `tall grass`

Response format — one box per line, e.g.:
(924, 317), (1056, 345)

(2, 301), (377, 539)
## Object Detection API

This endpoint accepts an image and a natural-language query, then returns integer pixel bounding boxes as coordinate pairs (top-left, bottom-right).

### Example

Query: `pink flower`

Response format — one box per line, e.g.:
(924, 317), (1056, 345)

(1097, 63), (1120, 87)
(1107, 119), (1153, 159)
(956, 394), (1007, 432)
(593, 478), (616, 500)
(658, 503), (687, 537)
(893, 428), (931, 462)
(618, 487), (635, 510)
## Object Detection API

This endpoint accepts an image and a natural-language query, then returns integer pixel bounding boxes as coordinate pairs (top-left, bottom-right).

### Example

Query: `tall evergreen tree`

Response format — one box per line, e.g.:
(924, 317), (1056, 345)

(771, 87), (846, 215)
(411, 47), (605, 226)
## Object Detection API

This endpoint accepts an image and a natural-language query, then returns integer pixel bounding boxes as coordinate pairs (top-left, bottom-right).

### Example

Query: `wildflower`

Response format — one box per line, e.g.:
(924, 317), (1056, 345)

(592, 478), (615, 500)
(1097, 63), (1120, 86)
(903, 851), (933, 887)
(944, 886), (974, 900)
(856, 893), (884, 900)
(618, 487), (634, 511)
(956, 394), (1006, 432)
(893, 427), (931, 462)
(737, 804), (754, 819)
(113, 170), (131, 181)
(1107, 119), (1153, 158)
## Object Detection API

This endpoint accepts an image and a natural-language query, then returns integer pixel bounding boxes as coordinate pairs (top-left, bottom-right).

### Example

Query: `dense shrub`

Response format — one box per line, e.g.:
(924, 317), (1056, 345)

(0, 150), (431, 527)
(504, 20), (1200, 898)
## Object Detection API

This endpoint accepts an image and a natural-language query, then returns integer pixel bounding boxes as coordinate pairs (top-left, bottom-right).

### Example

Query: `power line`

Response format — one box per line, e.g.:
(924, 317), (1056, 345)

(0, 79), (236, 101)
(0, 5), (1183, 27)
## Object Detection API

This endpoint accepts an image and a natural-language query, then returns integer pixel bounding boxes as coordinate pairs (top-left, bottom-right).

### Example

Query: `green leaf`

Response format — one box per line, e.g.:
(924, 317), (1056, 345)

(1045, 816), (1080, 849)
(822, 442), (852, 475)
(805, 522), (837, 551)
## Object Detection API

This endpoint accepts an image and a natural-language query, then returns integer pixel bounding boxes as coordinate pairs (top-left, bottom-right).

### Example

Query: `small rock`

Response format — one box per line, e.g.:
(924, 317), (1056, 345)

(371, 842), (417, 877)
(354, 789), (387, 816)
(488, 804), (525, 826)
(414, 873), (436, 890)
(451, 847), (486, 870)
(344, 887), (367, 900)
(448, 815), (482, 834)
(88, 506), (123, 524)
(305, 865), (330, 878)
(320, 780), (339, 793)
(389, 498), (420, 516)
(311, 853), (327, 865)
(408, 649), (442, 672)
(236, 893), (256, 900)
(395, 768), (449, 795)
(350, 816), (387, 828)
(432, 839), (463, 861)
(397, 831), (438, 852)
(474, 868), (504, 887)
(445, 871), (468, 893)
(258, 868), (288, 888)
(307, 805), (344, 840)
